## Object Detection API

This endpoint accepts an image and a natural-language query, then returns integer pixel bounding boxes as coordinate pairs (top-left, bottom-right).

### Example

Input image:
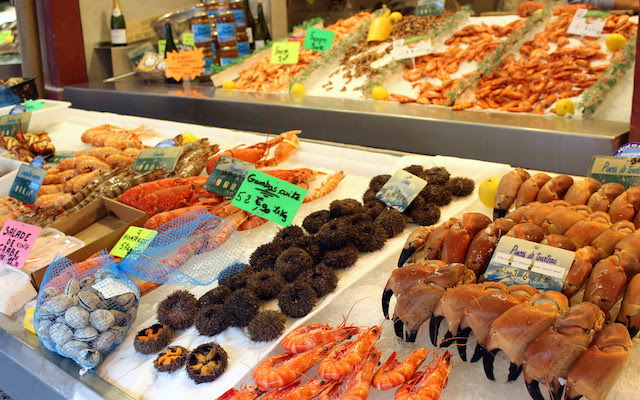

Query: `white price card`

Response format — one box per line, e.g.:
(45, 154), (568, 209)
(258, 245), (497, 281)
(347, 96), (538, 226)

(391, 36), (433, 60)
(93, 276), (138, 300)
(567, 9), (608, 38)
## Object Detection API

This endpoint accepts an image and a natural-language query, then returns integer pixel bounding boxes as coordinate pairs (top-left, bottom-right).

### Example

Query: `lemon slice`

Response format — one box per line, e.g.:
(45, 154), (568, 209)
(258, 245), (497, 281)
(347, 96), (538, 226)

(371, 86), (389, 101)
(555, 98), (575, 116)
(290, 82), (306, 95)
(478, 177), (500, 208)
(222, 81), (237, 90)
(24, 307), (36, 334)
(605, 33), (626, 52)
(180, 132), (197, 144)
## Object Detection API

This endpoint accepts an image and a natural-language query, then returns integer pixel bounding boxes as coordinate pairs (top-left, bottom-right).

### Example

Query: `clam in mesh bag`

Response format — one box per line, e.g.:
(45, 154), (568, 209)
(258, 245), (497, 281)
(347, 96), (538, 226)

(33, 250), (140, 372)
(119, 210), (244, 286)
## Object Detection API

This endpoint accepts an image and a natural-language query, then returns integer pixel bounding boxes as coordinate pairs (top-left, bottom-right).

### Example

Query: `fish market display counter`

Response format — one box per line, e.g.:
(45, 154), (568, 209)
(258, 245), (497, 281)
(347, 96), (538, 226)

(2, 108), (640, 400)
(64, 80), (629, 176)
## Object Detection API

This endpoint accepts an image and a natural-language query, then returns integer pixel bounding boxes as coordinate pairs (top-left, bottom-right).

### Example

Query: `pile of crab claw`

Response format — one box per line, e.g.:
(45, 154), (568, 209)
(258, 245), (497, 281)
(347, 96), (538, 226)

(383, 167), (640, 400)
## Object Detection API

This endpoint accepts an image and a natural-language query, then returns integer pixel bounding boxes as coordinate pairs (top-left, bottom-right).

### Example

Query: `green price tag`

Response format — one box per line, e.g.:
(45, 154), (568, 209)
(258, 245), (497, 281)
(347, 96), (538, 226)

(303, 28), (335, 52)
(204, 155), (255, 197)
(9, 164), (46, 204)
(270, 41), (300, 65)
(158, 40), (166, 55)
(0, 113), (31, 137)
(182, 33), (195, 47)
(131, 146), (183, 173)
(0, 30), (13, 44)
(110, 226), (158, 258)
(232, 169), (308, 226)
(23, 100), (45, 112)
(47, 151), (76, 164)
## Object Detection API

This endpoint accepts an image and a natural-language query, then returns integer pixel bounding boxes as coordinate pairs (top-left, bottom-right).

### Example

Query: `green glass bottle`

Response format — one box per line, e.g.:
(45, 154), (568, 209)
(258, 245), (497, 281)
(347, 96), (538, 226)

(163, 20), (179, 84)
(110, 0), (127, 46)
(243, 0), (257, 50)
(254, 0), (271, 49)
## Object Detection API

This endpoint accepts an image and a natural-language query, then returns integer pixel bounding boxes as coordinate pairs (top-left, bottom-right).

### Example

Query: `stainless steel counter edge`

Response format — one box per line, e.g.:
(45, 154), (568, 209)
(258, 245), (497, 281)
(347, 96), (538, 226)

(0, 314), (134, 400)
(64, 80), (629, 175)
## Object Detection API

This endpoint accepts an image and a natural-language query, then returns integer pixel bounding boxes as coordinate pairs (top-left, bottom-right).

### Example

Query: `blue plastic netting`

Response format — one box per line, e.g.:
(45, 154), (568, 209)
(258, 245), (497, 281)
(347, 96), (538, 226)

(34, 250), (140, 372)
(119, 210), (243, 286)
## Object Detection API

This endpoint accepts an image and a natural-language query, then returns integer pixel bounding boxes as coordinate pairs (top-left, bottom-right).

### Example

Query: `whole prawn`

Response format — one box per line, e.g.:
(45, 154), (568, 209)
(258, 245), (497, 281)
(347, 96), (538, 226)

(281, 322), (361, 354)
(394, 351), (453, 400)
(318, 325), (382, 381)
(253, 340), (339, 389)
(216, 386), (265, 400)
(373, 348), (431, 390)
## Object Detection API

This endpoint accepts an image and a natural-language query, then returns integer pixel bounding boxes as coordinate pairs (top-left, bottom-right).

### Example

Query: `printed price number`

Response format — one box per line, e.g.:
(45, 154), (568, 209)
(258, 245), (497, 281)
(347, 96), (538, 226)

(498, 265), (552, 286)
(234, 191), (289, 223)
(567, 9), (608, 37)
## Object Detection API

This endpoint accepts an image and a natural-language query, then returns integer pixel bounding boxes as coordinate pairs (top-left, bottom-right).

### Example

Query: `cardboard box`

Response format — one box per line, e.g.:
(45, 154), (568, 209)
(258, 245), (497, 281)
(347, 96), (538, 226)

(30, 198), (148, 290)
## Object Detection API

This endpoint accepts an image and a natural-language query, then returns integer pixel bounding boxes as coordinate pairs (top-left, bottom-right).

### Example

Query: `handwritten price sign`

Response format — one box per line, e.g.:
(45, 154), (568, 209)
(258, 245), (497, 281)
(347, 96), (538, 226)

(110, 226), (158, 258)
(164, 47), (206, 81)
(0, 220), (41, 269)
(303, 28), (335, 52)
(270, 41), (301, 65)
(232, 169), (308, 226)
(567, 9), (608, 37)
(391, 36), (433, 60)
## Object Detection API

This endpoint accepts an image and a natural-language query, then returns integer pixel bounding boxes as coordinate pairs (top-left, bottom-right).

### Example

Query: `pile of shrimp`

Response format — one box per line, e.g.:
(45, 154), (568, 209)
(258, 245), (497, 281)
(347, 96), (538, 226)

(452, 8), (637, 113)
(219, 323), (453, 400)
(235, 12), (372, 93)
(0, 195), (31, 227)
(80, 124), (156, 150)
(389, 19), (525, 105)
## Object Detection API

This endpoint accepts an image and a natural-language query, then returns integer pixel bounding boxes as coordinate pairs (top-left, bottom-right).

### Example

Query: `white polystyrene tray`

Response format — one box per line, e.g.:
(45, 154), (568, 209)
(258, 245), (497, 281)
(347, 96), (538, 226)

(0, 99), (72, 132)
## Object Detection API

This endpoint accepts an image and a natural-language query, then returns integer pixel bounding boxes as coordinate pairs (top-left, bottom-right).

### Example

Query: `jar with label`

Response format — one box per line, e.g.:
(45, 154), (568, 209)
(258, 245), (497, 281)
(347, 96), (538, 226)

(191, 11), (212, 44)
(216, 10), (237, 46)
(197, 43), (215, 79)
(236, 27), (250, 56)
(217, 0), (230, 12)
(219, 45), (239, 66)
(205, 0), (218, 18)
(229, 0), (246, 28)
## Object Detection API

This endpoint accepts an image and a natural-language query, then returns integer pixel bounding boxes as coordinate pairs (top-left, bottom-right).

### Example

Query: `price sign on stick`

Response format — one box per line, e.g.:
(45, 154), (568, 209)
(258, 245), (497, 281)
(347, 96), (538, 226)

(391, 36), (433, 60)
(9, 164), (46, 204)
(587, 155), (640, 188)
(303, 28), (335, 52)
(110, 226), (158, 258)
(0, 220), (42, 269)
(270, 41), (301, 64)
(232, 169), (308, 226)
(0, 113), (31, 137)
(483, 236), (575, 291)
(567, 9), (608, 37)
(163, 48), (206, 81)
(131, 147), (183, 173)
(376, 169), (428, 212)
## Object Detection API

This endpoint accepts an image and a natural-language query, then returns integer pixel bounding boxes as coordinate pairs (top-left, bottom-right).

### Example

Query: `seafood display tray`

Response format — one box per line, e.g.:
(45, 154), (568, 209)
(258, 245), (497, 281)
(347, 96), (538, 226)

(64, 80), (628, 176)
(0, 108), (638, 400)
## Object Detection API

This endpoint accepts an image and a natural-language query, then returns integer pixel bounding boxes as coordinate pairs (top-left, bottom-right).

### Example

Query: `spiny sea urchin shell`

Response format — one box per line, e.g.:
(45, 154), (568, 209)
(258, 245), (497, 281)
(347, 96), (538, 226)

(246, 310), (287, 342)
(157, 290), (199, 330)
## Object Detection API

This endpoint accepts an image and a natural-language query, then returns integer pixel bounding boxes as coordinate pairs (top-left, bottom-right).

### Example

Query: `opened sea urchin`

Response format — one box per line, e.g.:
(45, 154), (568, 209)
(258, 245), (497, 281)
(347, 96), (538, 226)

(278, 282), (317, 318)
(154, 345), (189, 373)
(157, 290), (199, 330)
(247, 310), (287, 342)
(186, 342), (228, 384)
(134, 323), (174, 354)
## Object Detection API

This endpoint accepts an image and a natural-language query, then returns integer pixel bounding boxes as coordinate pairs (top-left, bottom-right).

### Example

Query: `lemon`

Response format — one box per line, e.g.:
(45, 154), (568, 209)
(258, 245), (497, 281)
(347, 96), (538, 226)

(555, 98), (575, 116)
(24, 307), (36, 334)
(605, 33), (626, 52)
(389, 12), (403, 22)
(371, 86), (389, 101)
(180, 132), (197, 144)
(290, 82), (306, 95)
(222, 80), (237, 90)
(478, 177), (500, 208)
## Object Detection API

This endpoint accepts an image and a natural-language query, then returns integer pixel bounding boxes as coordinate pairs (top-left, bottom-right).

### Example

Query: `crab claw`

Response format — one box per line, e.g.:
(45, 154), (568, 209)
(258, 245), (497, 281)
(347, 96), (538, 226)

(398, 248), (416, 268)
(471, 343), (485, 363)
(429, 316), (444, 347)
(382, 289), (393, 319)
(483, 349), (499, 381)
(525, 379), (545, 400)
(457, 327), (472, 361)
(508, 362), (523, 382)
(393, 317), (404, 339)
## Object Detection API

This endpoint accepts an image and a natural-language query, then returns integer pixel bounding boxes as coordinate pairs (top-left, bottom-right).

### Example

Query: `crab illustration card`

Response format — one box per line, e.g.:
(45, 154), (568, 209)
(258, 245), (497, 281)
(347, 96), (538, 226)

(376, 169), (428, 212)
(483, 236), (575, 291)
